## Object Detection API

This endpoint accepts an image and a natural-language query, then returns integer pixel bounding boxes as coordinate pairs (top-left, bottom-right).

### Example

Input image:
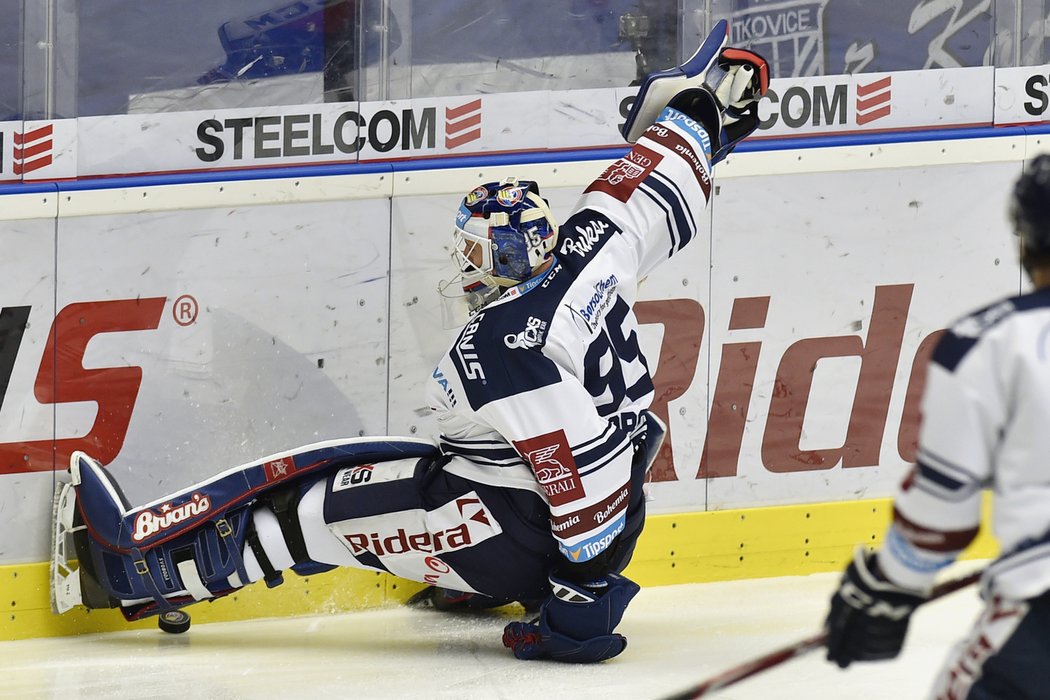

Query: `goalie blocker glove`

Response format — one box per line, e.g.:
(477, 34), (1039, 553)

(502, 572), (640, 663)
(825, 548), (928, 668)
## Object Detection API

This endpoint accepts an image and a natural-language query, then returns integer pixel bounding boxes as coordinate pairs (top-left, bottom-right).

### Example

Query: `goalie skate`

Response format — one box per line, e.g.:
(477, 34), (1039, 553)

(52, 478), (118, 614)
(50, 468), (121, 614)
(50, 480), (82, 614)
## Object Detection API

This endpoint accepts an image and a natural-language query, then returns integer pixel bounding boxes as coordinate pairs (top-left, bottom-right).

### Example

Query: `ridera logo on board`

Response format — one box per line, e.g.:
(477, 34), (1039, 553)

(635, 284), (939, 483)
(194, 101), (483, 162)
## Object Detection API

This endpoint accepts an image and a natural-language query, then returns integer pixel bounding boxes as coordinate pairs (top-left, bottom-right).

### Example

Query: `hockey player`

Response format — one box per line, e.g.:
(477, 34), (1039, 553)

(824, 155), (1050, 696)
(51, 23), (768, 663)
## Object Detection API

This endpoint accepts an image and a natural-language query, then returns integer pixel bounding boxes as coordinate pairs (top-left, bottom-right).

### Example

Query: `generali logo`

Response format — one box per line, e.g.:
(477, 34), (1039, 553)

(444, 99), (481, 149)
(856, 76), (892, 125)
(13, 124), (54, 175)
(513, 429), (585, 506)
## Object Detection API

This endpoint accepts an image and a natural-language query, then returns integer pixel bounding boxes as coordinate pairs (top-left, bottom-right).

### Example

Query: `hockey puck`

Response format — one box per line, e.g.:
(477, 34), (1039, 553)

(158, 609), (191, 634)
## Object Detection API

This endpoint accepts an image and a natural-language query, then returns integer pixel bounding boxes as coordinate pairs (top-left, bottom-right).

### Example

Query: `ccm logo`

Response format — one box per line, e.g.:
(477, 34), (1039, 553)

(0, 297), (166, 474)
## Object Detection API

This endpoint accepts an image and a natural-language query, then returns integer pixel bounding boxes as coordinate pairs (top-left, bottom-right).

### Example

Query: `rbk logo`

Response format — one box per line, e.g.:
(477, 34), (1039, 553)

(445, 99), (482, 149)
(13, 124), (54, 175)
(0, 297), (166, 474)
(856, 77), (892, 126)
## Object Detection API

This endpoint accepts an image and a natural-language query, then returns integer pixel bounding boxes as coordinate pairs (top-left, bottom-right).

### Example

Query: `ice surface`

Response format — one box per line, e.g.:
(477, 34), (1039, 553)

(2, 568), (984, 700)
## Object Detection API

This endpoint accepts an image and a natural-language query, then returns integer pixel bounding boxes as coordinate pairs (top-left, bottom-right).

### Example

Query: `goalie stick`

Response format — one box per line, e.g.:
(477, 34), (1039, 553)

(658, 569), (982, 700)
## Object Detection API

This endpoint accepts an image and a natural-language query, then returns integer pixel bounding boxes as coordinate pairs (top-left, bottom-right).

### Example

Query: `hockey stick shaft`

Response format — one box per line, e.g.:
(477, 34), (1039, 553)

(660, 569), (982, 700)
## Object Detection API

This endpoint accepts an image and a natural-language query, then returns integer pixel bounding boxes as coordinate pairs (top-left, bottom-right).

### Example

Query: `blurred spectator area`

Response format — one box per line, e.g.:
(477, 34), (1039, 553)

(3, 0), (1050, 119)
(94, 0), (667, 115)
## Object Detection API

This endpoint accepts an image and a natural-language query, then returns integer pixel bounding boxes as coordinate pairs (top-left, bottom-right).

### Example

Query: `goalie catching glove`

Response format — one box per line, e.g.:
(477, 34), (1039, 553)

(825, 548), (928, 668)
(502, 572), (640, 663)
(709, 48), (769, 162)
(621, 18), (768, 164)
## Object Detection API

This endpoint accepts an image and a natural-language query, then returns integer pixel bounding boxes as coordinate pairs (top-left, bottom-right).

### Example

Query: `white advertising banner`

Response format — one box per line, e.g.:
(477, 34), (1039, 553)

(1, 198), (392, 506)
(76, 93), (560, 177)
(0, 124), (1030, 563)
(0, 122), (16, 185)
(994, 64), (1050, 126)
(386, 158), (1023, 515)
(755, 67), (994, 137)
(0, 119), (78, 184)
(0, 66), (1003, 181)
(671, 161), (1021, 512)
(0, 217), (58, 561)
(77, 102), (370, 177)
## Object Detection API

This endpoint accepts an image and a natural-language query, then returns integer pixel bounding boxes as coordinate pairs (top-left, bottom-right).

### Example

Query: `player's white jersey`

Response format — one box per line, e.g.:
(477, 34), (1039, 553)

(425, 110), (714, 565)
(878, 288), (1050, 599)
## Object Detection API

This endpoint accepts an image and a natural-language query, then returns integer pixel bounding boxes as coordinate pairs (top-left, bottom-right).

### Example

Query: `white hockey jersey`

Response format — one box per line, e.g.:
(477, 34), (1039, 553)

(426, 110), (714, 566)
(878, 287), (1050, 600)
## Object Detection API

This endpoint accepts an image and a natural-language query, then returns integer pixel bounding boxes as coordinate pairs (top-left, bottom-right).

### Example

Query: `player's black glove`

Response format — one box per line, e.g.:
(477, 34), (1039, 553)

(825, 549), (926, 668)
(502, 572), (639, 663)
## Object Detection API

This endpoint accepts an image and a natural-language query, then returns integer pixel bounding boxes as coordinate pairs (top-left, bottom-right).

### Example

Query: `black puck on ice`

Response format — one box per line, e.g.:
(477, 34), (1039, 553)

(158, 609), (191, 634)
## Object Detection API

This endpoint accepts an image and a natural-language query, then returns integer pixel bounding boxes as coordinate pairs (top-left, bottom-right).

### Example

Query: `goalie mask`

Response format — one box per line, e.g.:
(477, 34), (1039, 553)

(439, 177), (558, 324)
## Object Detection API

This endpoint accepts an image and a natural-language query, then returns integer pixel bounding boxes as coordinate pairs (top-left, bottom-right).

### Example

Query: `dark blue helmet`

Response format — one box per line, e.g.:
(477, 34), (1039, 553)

(1010, 154), (1050, 256)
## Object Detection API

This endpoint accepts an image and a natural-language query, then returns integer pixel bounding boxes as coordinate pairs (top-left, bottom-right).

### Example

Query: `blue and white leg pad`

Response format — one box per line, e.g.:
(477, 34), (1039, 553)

(64, 437), (437, 620)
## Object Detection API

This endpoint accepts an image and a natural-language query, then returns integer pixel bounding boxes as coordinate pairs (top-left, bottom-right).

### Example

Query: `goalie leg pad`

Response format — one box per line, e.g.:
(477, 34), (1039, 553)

(71, 452), (258, 619)
(67, 451), (325, 619)
(57, 440), (439, 619)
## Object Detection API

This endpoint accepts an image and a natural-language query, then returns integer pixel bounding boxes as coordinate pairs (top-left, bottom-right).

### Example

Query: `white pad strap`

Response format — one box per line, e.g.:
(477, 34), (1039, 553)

(242, 506), (296, 584)
(176, 559), (214, 601)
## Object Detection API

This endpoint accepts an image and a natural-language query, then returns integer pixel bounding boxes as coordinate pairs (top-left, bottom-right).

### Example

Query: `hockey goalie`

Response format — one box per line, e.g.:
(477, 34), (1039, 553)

(52, 21), (767, 663)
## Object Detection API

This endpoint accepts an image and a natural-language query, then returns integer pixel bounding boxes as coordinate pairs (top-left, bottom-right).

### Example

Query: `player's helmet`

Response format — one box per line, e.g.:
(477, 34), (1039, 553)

(1010, 154), (1050, 257)
(441, 177), (558, 317)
